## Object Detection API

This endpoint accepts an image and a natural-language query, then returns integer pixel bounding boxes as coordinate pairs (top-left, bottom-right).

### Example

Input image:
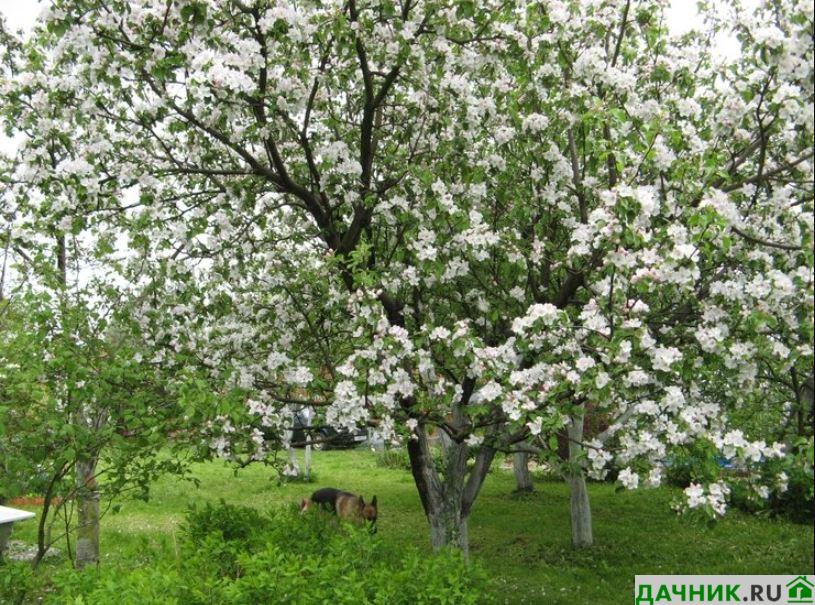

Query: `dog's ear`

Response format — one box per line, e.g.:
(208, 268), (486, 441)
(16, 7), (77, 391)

(371, 496), (377, 507)
(358, 496), (365, 507)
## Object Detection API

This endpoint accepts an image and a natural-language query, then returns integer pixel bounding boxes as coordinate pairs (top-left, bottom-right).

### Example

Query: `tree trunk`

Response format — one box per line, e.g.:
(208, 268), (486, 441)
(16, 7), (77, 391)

(800, 372), (814, 438)
(567, 410), (593, 548)
(285, 412), (301, 477)
(429, 498), (470, 555)
(75, 458), (100, 568)
(303, 408), (312, 482)
(406, 419), (495, 557)
(33, 463), (69, 568)
(513, 451), (534, 492)
(286, 445), (301, 476)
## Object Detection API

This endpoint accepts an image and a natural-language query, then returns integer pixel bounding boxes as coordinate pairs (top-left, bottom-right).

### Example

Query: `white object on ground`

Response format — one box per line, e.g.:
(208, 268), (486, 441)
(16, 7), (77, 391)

(0, 505), (36, 558)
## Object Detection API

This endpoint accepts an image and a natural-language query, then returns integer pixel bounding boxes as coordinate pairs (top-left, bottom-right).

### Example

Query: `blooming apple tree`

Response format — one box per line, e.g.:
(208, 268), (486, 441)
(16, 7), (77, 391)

(0, 16), (204, 568)
(6, 0), (812, 553)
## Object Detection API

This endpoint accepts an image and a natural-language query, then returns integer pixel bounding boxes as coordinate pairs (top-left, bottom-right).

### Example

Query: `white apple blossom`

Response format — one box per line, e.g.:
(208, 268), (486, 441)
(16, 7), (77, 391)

(4, 0), (810, 553)
(618, 467), (640, 490)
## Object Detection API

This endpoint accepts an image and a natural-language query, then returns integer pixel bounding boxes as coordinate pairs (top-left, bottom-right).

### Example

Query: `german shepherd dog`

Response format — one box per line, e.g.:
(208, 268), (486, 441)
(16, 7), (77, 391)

(300, 487), (377, 531)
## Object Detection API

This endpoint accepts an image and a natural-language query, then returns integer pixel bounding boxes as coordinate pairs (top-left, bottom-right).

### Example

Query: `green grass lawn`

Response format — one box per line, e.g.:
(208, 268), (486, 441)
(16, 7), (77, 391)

(9, 449), (814, 605)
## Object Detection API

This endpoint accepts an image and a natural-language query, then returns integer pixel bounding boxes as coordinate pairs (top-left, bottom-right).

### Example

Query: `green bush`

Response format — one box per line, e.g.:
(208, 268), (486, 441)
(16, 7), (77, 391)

(375, 447), (412, 470)
(729, 439), (814, 523)
(664, 442), (722, 488)
(183, 499), (272, 546)
(665, 438), (814, 523)
(45, 503), (490, 605)
(0, 560), (34, 605)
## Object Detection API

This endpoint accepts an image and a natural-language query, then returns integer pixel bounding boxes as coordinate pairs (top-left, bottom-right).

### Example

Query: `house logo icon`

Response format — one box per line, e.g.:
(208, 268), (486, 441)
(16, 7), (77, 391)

(788, 576), (814, 604)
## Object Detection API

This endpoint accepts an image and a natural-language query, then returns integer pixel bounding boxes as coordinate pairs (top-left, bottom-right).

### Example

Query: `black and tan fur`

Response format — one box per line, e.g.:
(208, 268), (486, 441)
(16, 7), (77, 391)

(300, 487), (377, 529)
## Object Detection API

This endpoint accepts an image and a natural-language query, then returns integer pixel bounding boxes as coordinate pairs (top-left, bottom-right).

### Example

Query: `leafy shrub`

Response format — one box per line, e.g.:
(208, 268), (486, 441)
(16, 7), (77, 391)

(46, 503), (490, 605)
(0, 560), (34, 605)
(665, 437), (814, 523)
(664, 442), (723, 488)
(376, 447), (412, 470)
(45, 564), (186, 605)
(183, 499), (272, 546)
(729, 439), (814, 523)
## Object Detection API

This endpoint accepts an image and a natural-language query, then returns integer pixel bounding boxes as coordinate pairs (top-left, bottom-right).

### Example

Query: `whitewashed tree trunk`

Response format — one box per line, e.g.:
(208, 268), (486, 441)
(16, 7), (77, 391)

(567, 410), (593, 548)
(303, 408), (313, 481)
(74, 402), (105, 569)
(513, 451), (534, 492)
(434, 424), (469, 556)
(406, 415), (495, 558)
(286, 432), (300, 477)
(429, 496), (469, 555)
(75, 457), (100, 568)
(55, 233), (103, 569)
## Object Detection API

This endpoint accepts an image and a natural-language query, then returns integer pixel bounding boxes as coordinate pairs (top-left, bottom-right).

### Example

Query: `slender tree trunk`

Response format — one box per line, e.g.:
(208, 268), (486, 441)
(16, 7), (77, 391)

(55, 233), (102, 569)
(303, 408), (312, 481)
(286, 445), (301, 476)
(33, 463), (69, 568)
(801, 372), (814, 438)
(568, 471), (592, 548)
(285, 413), (301, 477)
(75, 457), (100, 568)
(513, 451), (534, 492)
(567, 410), (593, 548)
(0, 226), (10, 302)
(73, 404), (105, 569)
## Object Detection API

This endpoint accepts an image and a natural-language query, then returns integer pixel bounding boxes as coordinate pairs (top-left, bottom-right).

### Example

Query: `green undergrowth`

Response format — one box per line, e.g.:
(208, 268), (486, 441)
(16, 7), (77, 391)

(4, 449), (813, 605)
(25, 502), (485, 605)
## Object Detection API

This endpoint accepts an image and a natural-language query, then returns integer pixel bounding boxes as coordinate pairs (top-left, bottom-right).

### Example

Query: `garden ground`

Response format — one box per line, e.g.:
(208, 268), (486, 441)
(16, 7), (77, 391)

(9, 449), (814, 605)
